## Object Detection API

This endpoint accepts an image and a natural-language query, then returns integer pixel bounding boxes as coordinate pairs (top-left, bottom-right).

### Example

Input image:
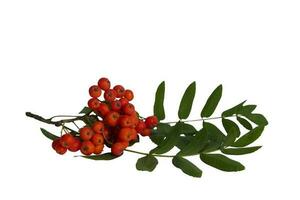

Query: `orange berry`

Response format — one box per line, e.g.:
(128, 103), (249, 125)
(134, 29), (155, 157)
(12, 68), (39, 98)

(80, 141), (95, 156)
(88, 98), (100, 110)
(122, 103), (135, 115)
(104, 89), (117, 102)
(120, 98), (129, 107)
(91, 133), (104, 146)
(92, 121), (105, 134)
(89, 85), (101, 98)
(113, 85), (125, 98)
(145, 116), (159, 128)
(60, 133), (75, 148)
(119, 115), (133, 128)
(80, 127), (94, 141)
(98, 77), (111, 91)
(94, 144), (104, 155)
(135, 120), (146, 133)
(97, 103), (110, 117)
(68, 137), (82, 152)
(52, 139), (67, 155)
(140, 128), (152, 137)
(118, 128), (137, 142)
(111, 100), (122, 111)
(104, 111), (120, 127)
(124, 90), (134, 101)
(111, 142), (128, 156)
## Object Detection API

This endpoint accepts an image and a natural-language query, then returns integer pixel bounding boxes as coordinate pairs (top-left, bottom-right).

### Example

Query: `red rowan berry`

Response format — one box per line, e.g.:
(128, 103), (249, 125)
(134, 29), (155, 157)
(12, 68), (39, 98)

(68, 137), (81, 152)
(123, 103), (135, 115)
(113, 85), (125, 98)
(80, 141), (95, 156)
(111, 100), (122, 111)
(140, 128), (152, 137)
(52, 139), (61, 150)
(94, 144), (104, 155)
(52, 139), (67, 155)
(98, 103), (110, 116)
(89, 85), (101, 98)
(145, 116), (158, 128)
(104, 111), (120, 127)
(124, 90), (134, 101)
(80, 127), (94, 141)
(119, 115), (133, 128)
(104, 89), (117, 102)
(88, 98), (100, 110)
(60, 133), (75, 148)
(91, 133), (104, 146)
(135, 120), (146, 133)
(119, 98), (129, 107)
(92, 121), (105, 134)
(111, 142), (128, 156)
(118, 128), (137, 142)
(130, 112), (139, 127)
(98, 77), (111, 91)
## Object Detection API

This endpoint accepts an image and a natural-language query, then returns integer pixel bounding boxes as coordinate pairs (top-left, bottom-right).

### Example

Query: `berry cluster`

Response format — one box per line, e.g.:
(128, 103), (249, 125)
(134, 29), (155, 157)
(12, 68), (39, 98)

(51, 77), (158, 156)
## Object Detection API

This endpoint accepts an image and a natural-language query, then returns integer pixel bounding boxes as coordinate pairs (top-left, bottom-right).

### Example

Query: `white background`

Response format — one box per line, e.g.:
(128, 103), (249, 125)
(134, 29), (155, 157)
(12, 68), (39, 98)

(0, 0), (299, 199)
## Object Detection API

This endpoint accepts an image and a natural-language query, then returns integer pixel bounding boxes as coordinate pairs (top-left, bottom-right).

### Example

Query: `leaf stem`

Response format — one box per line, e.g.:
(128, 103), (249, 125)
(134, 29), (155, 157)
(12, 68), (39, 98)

(162, 115), (237, 124)
(124, 149), (175, 158)
(25, 112), (88, 127)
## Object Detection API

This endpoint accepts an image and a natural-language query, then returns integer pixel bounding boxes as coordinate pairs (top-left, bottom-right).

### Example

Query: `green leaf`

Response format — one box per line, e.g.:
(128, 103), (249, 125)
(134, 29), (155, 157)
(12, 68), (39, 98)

(178, 122), (197, 136)
(81, 153), (119, 160)
(237, 116), (253, 130)
(150, 122), (182, 154)
(40, 128), (59, 141)
(178, 82), (196, 119)
(232, 126), (265, 147)
(222, 100), (246, 117)
(154, 81), (166, 121)
(238, 105), (257, 115)
(150, 123), (171, 145)
(177, 128), (208, 156)
(79, 107), (93, 114)
(172, 156), (202, 178)
(245, 113), (268, 126)
(221, 146), (262, 155)
(222, 118), (240, 146)
(201, 122), (225, 153)
(201, 85), (223, 118)
(176, 136), (193, 150)
(82, 115), (98, 126)
(200, 154), (245, 172)
(136, 155), (158, 172)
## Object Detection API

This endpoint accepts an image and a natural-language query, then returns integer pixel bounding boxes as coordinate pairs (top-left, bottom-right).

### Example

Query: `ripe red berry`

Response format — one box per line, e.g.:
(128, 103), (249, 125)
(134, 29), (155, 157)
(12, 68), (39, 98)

(60, 133), (75, 148)
(119, 98), (129, 107)
(111, 142), (128, 156)
(135, 120), (146, 133)
(94, 144), (104, 155)
(104, 89), (117, 102)
(124, 90), (134, 101)
(92, 121), (105, 134)
(119, 115), (133, 128)
(52, 139), (67, 155)
(104, 111), (120, 127)
(145, 116), (158, 129)
(80, 127), (94, 141)
(68, 137), (82, 152)
(88, 98), (100, 110)
(118, 128), (137, 142)
(113, 85), (125, 98)
(89, 85), (101, 98)
(122, 103), (135, 115)
(98, 77), (111, 91)
(80, 141), (95, 156)
(111, 100), (122, 111)
(98, 103), (110, 117)
(91, 133), (104, 146)
(130, 113), (139, 127)
(140, 128), (152, 137)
